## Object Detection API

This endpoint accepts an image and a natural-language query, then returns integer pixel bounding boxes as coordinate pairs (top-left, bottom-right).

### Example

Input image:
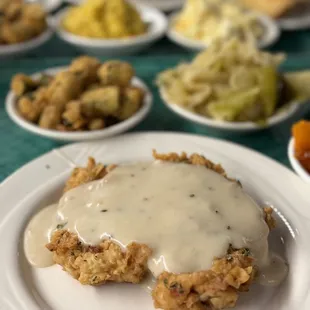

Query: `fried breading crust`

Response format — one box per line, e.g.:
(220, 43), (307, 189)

(263, 206), (276, 230)
(152, 150), (231, 181)
(152, 250), (255, 310)
(63, 157), (116, 192)
(46, 230), (151, 285)
(153, 150), (224, 172)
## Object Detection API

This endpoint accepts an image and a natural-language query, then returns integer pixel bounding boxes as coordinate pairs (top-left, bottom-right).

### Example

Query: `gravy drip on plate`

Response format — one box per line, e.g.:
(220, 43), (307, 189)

(24, 204), (57, 267)
(24, 161), (287, 284)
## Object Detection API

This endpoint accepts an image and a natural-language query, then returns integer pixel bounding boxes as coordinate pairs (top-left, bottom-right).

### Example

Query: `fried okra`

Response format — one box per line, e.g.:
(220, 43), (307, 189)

(88, 118), (105, 130)
(11, 57), (144, 132)
(69, 56), (101, 85)
(98, 61), (135, 87)
(18, 96), (42, 122)
(39, 105), (62, 129)
(60, 100), (87, 131)
(0, 2), (46, 44)
(81, 86), (121, 117)
(17, 86), (47, 122)
(46, 71), (85, 109)
(11, 74), (38, 96)
(118, 86), (144, 120)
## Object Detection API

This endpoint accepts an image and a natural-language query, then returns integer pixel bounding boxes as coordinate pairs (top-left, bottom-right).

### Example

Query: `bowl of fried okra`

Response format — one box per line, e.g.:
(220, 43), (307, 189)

(0, 0), (53, 58)
(5, 56), (153, 141)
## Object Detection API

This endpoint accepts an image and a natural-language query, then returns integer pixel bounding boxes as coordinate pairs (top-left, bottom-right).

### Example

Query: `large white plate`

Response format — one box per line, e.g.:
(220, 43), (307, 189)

(0, 132), (310, 309)
(5, 67), (153, 141)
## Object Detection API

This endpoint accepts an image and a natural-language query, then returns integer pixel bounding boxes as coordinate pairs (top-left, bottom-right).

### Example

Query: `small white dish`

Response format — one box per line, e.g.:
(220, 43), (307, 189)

(54, 6), (168, 57)
(1, 132), (310, 309)
(167, 13), (280, 51)
(160, 87), (300, 132)
(278, 3), (310, 30)
(288, 137), (310, 184)
(132, 0), (184, 12)
(35, 0), (62, 13)
(0, 22), (53, 59)
(65, 0), (184, 12)
(5, 67), (153, 142)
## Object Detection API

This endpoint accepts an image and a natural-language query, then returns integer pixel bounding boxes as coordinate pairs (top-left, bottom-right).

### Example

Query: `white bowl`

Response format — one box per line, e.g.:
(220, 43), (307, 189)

(5, 67), (153, 142)
(160, 87), (300, 132)
(65, 0), (184, 12)
(0, 23), (53, 59)
(54, 6), (168, 57)
(167, 13), (280, 51)
(278, 3), (310, 30)
(288, 137), (310, 183)
(131, 0), (184, 12)
(39, 0), (62, 13)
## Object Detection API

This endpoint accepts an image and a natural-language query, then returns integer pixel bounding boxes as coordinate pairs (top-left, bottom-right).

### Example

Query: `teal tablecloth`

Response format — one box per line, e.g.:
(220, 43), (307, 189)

(1, 31), (310, 182)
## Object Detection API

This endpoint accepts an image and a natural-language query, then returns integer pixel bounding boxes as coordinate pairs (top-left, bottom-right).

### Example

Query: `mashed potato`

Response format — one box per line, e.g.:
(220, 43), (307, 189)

(174, 0), (264, 46)
(62, 0), (147, 39)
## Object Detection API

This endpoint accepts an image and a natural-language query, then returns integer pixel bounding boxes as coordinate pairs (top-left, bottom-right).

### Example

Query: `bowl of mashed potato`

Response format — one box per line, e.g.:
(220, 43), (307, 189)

(54, 0), (168, 56)
(167, 0), (280, 51)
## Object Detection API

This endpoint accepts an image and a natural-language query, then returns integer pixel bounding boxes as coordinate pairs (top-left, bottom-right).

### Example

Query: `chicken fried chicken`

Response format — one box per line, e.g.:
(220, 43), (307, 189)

(45, 151), (275, 310)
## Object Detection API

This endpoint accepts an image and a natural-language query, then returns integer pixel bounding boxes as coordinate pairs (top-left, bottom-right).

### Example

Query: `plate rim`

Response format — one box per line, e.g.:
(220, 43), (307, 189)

(1, 131), (309, 192)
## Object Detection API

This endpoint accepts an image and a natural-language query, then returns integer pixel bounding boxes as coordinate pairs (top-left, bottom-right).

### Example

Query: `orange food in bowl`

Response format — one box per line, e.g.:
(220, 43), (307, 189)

(292, 120), (310, 173)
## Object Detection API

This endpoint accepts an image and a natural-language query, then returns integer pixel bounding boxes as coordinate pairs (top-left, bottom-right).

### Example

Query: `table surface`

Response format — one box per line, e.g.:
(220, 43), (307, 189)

(1, 22), (310, 182)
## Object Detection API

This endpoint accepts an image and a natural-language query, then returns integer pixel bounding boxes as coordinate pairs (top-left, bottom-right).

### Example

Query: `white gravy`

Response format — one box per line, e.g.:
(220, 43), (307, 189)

(24, 204), (57, 267)
(24, 161), (287, 284)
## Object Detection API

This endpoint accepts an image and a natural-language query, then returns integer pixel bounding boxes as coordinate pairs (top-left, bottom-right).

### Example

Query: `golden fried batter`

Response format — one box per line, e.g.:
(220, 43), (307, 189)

(69, 56), (101, 85)
(45, 71), (85, 109)
(11, 74), (37, 96)
(152, 249), (255, 310)
(46, 230), (151, 285)
(153, 150), (228, 179)
(263, 206), (276, 230)
(118, 86), (144, 120)
(63, 157), (116, 193)
(98, 61), (134, 87)
(0, 2), (46, 44)
(88, 118), (105, 130)
(61, 100), (87, 131)
(39, 105), (62, 129)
